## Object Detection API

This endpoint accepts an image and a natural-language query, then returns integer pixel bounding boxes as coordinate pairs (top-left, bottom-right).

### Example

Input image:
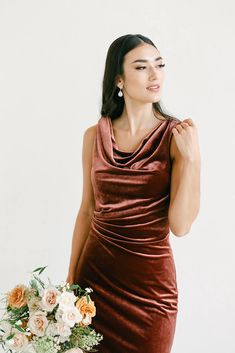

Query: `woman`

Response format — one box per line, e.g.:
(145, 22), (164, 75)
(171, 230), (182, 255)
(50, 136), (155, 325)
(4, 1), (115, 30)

(66, 34), (201, 353)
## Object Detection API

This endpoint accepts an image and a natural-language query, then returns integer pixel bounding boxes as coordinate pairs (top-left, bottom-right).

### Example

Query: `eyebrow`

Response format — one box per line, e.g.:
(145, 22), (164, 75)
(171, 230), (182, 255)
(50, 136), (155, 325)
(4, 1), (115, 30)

(131, 56), (163, 64)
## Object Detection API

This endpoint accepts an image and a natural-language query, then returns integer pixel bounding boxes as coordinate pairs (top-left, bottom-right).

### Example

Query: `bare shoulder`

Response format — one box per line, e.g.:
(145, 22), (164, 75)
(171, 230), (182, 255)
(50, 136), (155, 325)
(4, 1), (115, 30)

(83, 123), (97, 143)
(80, 123), (98, 213)
(82, 123), (98, 169)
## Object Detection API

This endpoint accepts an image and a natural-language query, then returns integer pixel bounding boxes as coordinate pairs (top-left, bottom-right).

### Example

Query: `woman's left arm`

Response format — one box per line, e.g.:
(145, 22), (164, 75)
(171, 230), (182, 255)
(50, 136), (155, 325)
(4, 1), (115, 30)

(168, 118), (201, 237)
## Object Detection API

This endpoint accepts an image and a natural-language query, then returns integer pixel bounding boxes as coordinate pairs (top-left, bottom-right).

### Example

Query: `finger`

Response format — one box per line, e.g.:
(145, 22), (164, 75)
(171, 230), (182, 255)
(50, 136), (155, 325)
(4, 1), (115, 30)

(174, 123), (184, 131)
(182, 118), (194, 126)
(181, 122), (189, 127)
(172, 127), (179, 134)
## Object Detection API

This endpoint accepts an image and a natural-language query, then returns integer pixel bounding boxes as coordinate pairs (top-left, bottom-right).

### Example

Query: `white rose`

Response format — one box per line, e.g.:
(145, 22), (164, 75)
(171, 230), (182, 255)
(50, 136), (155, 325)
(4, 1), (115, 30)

(7, 331), (29, 352)
(45, 322), (58, 336)
(61, 307), (83, 327)
(65, 349), (84, 353)
(58, 291), (77, 311)
(27, 310), (48, 336)
(40, 286), (60, 312)
(45, 321), (71, 340)
(0, 320), (12, 340)
(55, 321), (71, 337)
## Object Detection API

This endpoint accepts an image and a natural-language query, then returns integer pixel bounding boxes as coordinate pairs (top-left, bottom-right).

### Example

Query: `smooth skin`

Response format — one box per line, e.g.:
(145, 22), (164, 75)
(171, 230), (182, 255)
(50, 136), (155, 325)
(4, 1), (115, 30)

(66, 43), (201, 284)
(66, 126), (96, 285)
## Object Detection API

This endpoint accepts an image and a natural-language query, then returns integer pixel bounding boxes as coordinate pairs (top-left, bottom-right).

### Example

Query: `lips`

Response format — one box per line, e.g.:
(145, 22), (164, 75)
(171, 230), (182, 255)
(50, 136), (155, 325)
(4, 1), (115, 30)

(147, 84), (160, 89)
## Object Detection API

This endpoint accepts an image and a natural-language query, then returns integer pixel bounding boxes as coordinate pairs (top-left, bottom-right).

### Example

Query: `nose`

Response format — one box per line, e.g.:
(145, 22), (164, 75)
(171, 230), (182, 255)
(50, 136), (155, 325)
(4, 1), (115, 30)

(149, 66), (159, 80)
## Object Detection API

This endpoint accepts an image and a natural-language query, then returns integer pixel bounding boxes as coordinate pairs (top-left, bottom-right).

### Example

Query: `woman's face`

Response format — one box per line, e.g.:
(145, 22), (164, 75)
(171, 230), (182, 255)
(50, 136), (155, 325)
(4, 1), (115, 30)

(117, 43), (165, 104)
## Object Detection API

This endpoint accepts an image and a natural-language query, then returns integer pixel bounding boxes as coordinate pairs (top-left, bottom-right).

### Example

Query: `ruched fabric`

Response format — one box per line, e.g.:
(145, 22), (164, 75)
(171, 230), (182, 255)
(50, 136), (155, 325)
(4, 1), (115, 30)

(74, 115), (181, 353)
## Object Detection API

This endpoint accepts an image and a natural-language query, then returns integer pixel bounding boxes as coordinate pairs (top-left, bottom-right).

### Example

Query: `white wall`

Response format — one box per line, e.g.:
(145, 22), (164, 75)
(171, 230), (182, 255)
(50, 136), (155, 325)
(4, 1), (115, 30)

(1, 0), (235, 352)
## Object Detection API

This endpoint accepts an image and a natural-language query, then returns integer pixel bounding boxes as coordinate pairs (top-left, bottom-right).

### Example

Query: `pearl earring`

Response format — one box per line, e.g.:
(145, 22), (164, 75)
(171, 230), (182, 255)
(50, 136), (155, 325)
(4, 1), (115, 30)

(118, 88), (123, 97)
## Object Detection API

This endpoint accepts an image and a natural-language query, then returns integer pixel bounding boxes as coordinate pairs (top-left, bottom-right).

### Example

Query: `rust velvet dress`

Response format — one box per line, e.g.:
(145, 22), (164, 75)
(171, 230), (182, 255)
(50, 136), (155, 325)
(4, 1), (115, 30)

(74, 115), (181, 353)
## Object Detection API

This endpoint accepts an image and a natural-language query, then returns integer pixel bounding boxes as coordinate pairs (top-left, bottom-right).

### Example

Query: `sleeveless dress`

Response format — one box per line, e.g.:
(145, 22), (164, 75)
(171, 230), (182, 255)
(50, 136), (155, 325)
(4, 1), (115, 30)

(74, 115), (181, 353)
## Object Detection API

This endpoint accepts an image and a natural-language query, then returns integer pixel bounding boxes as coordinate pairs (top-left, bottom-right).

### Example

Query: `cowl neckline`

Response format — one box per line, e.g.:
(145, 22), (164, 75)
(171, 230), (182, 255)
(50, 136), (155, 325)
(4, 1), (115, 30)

(107, 116), (168, 155)
(97, 115), (173, 169)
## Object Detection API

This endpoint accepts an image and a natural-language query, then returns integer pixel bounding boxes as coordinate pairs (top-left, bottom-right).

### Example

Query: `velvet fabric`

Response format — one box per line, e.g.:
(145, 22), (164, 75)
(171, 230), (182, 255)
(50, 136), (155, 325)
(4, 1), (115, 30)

(74, 115), (181, 353)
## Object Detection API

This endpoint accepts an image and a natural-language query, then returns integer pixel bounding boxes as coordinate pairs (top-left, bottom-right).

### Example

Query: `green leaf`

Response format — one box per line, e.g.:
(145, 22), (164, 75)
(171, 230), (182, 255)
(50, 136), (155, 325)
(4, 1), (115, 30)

(13, 324), (25, 333)
(32, 266), (47, 274)
(86, 293), (90, 303)
(29, 279), (39, 292)
(33, 275), (45, 289)
(6, 333), (14, 340)
(39, 266), (48, 275)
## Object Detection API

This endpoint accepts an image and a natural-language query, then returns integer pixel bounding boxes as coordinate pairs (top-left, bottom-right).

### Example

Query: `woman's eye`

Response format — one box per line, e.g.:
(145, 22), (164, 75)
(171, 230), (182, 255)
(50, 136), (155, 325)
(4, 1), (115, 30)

(136, 64), (165, 70)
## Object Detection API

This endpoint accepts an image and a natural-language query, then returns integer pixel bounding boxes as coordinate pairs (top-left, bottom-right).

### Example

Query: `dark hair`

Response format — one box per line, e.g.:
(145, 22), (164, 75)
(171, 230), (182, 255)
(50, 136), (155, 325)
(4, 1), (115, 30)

(100, 34), (177, 122)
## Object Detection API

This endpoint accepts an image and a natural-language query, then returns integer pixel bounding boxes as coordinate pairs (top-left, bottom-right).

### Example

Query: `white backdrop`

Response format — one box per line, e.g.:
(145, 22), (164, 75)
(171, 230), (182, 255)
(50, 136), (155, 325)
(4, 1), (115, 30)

(1, 1), (235, 352)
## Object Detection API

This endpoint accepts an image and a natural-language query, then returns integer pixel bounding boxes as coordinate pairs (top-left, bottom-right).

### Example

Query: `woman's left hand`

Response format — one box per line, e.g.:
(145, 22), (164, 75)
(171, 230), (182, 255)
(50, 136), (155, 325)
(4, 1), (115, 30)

(172, 118), (201, 161)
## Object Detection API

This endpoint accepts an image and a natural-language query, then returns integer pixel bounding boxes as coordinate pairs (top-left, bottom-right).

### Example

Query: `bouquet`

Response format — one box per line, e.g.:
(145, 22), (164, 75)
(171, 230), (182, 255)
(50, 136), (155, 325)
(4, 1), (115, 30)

(0, 266), (103, 353)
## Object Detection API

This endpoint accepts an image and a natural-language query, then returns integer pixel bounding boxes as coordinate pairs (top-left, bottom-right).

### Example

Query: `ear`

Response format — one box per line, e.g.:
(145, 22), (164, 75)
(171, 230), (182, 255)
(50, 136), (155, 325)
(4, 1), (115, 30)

(115, 75), (123, 88)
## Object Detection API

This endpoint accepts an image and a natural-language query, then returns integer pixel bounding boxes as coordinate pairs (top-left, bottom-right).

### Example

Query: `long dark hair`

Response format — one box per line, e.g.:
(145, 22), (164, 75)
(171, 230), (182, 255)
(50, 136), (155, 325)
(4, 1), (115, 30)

(100, 34), (177, 122)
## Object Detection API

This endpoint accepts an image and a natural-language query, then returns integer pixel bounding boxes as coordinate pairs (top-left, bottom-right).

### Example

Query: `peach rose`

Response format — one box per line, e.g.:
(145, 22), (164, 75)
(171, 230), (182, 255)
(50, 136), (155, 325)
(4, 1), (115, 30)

(7, 331), (29, 352)
(75, 296), (96, 318)
(7, 284), (28, 309)
(27, 310), (48, 336)
(40, 286), (60, 312)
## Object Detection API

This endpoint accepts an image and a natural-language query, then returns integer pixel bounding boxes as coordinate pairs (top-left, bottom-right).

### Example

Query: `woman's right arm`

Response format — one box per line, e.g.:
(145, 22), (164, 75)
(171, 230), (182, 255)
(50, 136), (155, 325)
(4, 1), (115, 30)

(66, 124), (97, 285)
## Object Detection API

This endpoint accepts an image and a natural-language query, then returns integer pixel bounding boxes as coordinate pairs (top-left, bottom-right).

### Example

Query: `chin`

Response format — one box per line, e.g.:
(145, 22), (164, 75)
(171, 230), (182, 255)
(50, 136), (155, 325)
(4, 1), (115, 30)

(147, 97), (161, 103)
(153, 97), (161, 103)
(144, 93), (161, 103)
(134, 94), (161, 104)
